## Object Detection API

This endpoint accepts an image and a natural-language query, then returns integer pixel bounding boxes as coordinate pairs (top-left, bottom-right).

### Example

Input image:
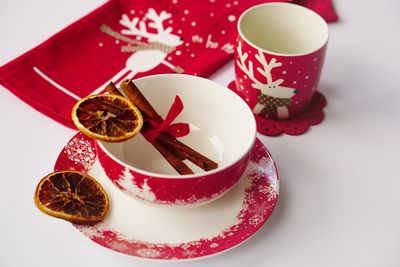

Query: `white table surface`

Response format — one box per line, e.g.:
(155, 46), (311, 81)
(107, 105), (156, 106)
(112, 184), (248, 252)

(1, 1), (399, 266)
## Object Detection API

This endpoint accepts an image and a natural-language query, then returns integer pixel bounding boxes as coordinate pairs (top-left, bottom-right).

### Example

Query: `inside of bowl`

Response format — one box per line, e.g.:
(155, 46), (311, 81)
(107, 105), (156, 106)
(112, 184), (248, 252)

(100, 74), (256, 176)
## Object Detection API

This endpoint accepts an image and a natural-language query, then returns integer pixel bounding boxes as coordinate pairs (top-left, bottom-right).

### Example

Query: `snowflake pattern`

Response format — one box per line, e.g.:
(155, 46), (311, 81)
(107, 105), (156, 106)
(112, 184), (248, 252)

(136, 248), (161, 258)
(250, 201), (269, 217)
(258, 183), (279, 201)
(249, 214), (263, 226)
(244, 156), (273, 182)
(63, 135), (96, 171)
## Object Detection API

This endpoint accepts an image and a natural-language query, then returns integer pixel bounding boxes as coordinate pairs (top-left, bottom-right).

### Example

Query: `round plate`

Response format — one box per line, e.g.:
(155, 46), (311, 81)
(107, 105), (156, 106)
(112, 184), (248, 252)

(54, 132), (279, 261)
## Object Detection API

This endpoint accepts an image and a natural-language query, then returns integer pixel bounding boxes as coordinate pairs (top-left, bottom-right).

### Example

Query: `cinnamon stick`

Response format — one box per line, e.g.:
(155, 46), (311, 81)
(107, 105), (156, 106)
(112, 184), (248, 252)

(119, 80), (158, 119)
(118, 80), (218, 172)
(151, 139), (194, 175)
(106, 82), (193, 175)
(105, 82), (122, 96)
(158, 132), (218, 171)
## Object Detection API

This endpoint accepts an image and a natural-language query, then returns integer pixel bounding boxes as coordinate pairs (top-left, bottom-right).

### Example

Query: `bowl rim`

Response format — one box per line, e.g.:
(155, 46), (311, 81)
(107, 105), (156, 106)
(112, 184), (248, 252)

(97, 73), (257, 179)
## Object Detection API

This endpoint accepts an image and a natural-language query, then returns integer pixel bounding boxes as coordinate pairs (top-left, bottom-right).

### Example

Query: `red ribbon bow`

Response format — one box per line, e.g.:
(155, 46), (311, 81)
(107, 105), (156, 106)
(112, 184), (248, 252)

(141, 96), (190, 142)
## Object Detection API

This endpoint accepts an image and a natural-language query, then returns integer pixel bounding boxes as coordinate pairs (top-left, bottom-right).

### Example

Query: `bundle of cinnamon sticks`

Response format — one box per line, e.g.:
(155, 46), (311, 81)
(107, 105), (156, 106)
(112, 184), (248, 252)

(105, 79), (218, 175)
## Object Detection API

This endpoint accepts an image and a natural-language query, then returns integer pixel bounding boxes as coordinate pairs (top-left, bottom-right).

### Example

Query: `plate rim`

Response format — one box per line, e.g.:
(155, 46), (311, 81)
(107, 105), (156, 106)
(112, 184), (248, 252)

(54, 132), (279, 261)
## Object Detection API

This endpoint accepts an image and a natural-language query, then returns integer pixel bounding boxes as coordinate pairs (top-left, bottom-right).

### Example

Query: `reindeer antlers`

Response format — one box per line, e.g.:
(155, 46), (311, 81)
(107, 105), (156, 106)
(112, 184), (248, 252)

(120, 14), (151, 38)
(146, 8), (173, 34)
(236, 42), (284, 90)
(236, 42), (260, 89)
(119, 9), (172, 39)
(255, 51), (283, 87)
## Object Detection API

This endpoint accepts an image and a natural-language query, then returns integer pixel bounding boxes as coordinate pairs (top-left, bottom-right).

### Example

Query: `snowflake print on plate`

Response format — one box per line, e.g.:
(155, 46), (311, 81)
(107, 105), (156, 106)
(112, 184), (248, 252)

(54, 132), (96, 172)
(55, 133), (279, 261)
(248, 201), (271, 227)
(258, 184), (279, 201)
(249, 214), (264, 226)
(136, 248), (161, 258)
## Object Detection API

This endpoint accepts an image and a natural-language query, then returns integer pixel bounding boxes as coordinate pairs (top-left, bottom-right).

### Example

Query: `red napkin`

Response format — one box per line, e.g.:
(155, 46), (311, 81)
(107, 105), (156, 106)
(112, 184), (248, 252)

(0, 0), (338, 128)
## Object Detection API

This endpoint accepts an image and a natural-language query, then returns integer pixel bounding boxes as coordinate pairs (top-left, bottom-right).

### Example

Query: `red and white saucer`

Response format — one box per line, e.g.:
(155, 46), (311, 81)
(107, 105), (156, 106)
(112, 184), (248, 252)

(54, 132), (279, 261)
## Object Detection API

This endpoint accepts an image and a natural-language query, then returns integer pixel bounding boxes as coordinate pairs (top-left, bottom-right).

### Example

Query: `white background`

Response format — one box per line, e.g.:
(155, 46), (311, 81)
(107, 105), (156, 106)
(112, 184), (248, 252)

(1, 0), (400, 266)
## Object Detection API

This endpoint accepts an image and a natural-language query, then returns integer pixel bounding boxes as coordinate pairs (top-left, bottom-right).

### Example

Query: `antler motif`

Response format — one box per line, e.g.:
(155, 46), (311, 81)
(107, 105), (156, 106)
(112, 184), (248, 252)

(236, 42), (284, 90)
(119, 14), (151, 38)
(119, 8), (172, 39)
(146, 8), (172, 34)
(236, 42), (258, 87)
(255, 52), (282, 86)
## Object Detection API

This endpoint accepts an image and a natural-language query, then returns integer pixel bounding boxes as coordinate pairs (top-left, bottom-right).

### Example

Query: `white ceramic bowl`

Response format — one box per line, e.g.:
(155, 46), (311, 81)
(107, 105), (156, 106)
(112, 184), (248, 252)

(97, 74), (256, 207)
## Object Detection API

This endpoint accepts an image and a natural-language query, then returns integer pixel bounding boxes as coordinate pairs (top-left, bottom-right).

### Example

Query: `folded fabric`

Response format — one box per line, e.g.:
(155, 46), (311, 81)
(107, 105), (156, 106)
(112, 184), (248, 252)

(0, 0), (338, 128)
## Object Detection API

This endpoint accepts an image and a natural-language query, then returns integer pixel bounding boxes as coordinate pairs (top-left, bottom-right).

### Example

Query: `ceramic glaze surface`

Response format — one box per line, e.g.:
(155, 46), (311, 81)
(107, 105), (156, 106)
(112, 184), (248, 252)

(54, 132), (279, 261)
(235, 3), (328, 119)
(97, 74), (256, 206)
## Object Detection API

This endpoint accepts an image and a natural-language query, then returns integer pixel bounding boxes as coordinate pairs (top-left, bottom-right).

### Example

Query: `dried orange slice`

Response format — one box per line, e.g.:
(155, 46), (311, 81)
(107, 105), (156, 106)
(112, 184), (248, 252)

(71, 94), (143, 142)
(34, 171), (109, 224)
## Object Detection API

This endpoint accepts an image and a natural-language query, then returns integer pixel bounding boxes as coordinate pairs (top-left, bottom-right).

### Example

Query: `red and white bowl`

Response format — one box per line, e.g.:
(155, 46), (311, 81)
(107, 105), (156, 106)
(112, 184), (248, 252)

(97, 74), (256, 207)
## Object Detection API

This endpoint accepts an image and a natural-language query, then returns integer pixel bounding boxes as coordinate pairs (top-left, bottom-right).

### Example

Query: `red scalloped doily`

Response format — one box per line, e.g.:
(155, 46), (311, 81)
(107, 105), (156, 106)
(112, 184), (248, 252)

(228, 81), (327, 136)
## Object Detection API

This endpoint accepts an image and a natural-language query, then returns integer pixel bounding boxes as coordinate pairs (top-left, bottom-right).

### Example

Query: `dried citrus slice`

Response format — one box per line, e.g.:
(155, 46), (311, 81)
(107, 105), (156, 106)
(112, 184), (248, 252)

(34, 171), (109, 224)
(71, 94), (143, 142)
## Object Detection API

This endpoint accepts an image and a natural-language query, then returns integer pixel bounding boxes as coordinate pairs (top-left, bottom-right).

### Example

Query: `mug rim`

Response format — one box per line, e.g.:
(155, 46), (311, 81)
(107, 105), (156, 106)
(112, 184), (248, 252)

(237, 2), (329, 57)
(97, 73), (257, 179)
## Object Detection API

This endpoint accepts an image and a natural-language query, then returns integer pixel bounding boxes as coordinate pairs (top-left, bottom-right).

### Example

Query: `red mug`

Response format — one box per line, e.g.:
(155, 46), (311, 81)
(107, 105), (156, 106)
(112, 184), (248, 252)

(235, 3), (329, 120)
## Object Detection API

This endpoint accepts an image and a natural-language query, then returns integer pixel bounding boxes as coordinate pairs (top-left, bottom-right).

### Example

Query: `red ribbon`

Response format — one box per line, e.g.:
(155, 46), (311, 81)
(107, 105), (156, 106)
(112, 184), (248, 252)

(141, 96), (190, 142)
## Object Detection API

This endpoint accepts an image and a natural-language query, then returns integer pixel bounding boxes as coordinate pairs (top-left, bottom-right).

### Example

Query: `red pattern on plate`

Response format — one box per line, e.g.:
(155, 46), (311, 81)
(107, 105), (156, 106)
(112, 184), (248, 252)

(54, 133), (279, 260)
(54, 132), (96, 172)
(228, 81), (327, 136)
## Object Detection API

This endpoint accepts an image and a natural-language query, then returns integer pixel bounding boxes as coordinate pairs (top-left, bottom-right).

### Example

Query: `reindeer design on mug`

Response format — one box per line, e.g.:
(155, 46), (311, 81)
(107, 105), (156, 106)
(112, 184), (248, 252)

(236, 42), (298, 119)
(92, 8), (184, 95)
